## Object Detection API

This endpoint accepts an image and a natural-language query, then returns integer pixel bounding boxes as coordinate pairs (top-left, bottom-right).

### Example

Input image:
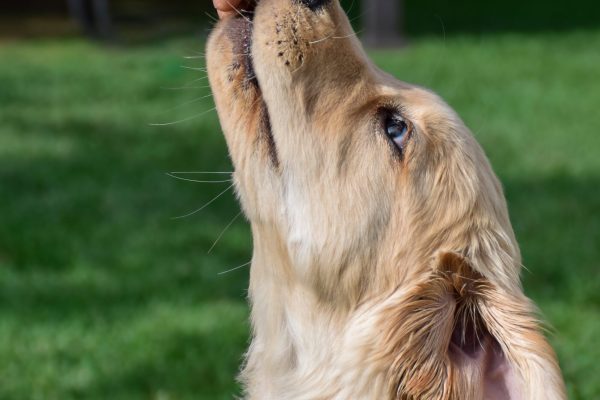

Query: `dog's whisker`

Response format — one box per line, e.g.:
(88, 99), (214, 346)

(166, 172), (233, 184)
(160, 94), (213, 114)
(346, 0), (358, 14)
(290, 58), (306, 74)
(290, 64), (304, 74)
(309, 29), (364, 46)
(181, 76), (209, 85)
(161, 85), (212, 90)
(332, 30), (364, 40)
(204, 11), (219, 23)
(208, 211), (243, 254)
(169, 171), (233, 175)
(172, 183), (235, 220)
(218, 260), (252, 276)
(181, 49), (206, 59)
(308, 19), (341, 45)
(348, 14), (363, 24)
(149, 107), (216, 126)
(162, 80), (210, 90)
(309, 33), (334, 45)
(181, 65), (208, 72)
(223, 0), (253, 24)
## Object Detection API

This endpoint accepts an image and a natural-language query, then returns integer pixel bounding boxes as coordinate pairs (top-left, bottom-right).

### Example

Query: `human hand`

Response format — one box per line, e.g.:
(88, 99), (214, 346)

(213, 0), (251, 19)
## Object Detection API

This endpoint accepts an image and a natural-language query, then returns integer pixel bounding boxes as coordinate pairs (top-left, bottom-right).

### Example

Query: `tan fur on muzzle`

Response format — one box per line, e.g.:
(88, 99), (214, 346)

(206, 0), (566, 398)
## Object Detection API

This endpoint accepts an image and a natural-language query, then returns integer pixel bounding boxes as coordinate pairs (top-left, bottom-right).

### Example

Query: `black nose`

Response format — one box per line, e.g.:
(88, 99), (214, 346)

(298, 0), (330, 10)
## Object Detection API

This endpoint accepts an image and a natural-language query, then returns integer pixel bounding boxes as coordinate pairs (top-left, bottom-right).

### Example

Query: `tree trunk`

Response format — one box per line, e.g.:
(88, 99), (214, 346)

(91, 0), (113, 40)
(67, 0), (114, 40)
(362, 0), (405, 47)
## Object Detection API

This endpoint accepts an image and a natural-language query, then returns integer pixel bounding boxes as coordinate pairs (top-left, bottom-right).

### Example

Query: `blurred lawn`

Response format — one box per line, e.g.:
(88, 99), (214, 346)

(1, 28), (599, 399)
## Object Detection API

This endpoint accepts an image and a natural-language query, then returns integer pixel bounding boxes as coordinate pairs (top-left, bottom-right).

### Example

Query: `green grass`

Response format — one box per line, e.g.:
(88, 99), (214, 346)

(1, 29), (599, 399)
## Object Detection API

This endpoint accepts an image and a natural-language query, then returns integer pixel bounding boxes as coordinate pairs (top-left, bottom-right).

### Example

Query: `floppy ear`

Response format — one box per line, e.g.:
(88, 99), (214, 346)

(378, 252), (566, 400)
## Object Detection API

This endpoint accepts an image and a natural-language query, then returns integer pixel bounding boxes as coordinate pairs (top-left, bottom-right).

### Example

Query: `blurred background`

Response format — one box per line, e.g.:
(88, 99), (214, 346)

(0, 0), (599, 399)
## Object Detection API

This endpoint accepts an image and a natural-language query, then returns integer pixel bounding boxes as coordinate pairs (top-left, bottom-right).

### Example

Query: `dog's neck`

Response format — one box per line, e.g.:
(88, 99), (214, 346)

(243, 221), (411, 398)
(241, 215), (527, 399)
(244, 237), (343, 398)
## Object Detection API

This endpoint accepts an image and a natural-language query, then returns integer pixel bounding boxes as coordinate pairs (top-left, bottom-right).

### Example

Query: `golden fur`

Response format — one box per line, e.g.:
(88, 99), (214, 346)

(206, 0), (566, 398)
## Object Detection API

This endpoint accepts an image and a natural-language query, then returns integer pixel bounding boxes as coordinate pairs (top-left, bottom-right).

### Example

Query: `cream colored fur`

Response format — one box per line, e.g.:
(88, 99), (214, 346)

(206, 0), (566, 398)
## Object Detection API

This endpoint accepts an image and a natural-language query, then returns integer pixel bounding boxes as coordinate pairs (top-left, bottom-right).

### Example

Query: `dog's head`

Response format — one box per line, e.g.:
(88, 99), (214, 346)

(208, 0), (518, 298)
(207, 1), (565, 398)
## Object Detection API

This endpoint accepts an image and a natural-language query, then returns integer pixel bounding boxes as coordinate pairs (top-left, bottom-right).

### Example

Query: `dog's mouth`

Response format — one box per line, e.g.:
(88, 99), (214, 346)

(208, 0), (355, 171)
(216, 2), (281, 167)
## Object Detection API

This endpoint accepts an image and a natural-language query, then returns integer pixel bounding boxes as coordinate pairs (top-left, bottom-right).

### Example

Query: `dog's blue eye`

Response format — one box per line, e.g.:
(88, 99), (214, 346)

(385, 116), (410, 149)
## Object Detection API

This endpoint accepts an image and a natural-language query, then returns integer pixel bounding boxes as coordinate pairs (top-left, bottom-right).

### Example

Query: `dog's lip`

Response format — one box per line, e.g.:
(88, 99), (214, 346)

(236, 1), (258, 77)
(219, 7), (279, 166)
(241, 14), (257, 86)
(223, 11), (258, 86)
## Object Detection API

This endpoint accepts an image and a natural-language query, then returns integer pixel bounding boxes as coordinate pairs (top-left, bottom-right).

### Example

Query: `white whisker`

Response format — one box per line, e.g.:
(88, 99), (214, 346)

(309, 30), (364, 46)
(161, 94), (213, 113)
(169, 171), (233, 175)
(309, 34), (334, 45)
(150, 107), (216, 126)
(181, 76), (209, 85)
(181, 65), (208, 72)
(172, 184), (234, 220)
(204, 11), (219, 23)
(224, 0), (253, 23)
(290, 59), (305, 74)
(333, 30), (364, 40)
(208, 211), (243, 254)
(347, 0), (358, 14)
(161, 85), (211, 90)
(166, 172), (233, 184)
(218, 260), (252, 276)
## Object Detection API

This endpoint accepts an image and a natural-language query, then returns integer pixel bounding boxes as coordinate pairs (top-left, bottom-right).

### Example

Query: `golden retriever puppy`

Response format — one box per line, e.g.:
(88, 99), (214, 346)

(206, 0), (566, 398)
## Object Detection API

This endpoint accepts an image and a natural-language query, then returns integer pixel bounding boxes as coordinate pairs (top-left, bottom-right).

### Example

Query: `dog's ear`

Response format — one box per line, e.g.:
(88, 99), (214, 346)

(438, 252), (526, 400)
(381, 252), (565, 399)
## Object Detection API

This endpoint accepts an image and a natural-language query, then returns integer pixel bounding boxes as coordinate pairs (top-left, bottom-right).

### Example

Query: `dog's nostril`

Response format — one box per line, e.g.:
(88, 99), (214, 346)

(298, 0), (331, 11)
